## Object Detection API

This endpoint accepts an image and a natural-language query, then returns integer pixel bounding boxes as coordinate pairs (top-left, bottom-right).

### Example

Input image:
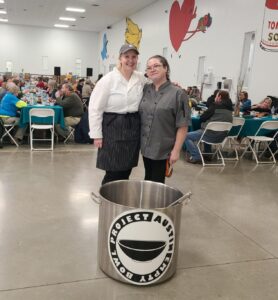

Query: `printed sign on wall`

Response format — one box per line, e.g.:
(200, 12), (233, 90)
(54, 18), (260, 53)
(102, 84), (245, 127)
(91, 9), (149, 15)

(260, 0), (278, 51)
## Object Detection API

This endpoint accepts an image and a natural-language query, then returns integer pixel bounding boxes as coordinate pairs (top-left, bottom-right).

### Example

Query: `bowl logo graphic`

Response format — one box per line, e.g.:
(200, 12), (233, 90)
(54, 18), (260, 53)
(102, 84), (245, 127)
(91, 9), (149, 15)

(108, 209), (175, 285)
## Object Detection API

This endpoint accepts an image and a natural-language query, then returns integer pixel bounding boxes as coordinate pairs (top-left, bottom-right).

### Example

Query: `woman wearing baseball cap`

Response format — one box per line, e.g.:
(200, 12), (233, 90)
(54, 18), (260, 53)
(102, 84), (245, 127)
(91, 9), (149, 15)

(89, 44), (147, 185)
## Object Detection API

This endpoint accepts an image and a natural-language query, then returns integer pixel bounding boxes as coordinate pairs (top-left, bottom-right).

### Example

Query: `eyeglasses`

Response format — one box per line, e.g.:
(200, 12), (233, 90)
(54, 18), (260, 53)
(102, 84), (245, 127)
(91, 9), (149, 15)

(145, 64), (163, 72)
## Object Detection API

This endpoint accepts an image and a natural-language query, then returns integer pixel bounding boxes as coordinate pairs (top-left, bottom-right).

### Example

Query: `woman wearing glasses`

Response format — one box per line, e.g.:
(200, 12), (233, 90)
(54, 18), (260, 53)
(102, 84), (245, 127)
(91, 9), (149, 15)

(89, 44), (146, 185)
(139, 55), (191, 183)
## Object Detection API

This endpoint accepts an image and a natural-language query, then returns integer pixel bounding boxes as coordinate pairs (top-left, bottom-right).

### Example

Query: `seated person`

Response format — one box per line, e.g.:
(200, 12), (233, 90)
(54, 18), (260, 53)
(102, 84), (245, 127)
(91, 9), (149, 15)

(186, 86), (193, 96)
(76, 78), (85, 97)
(0, 81), (8, 102)
(206, 89), (219, 108)
(184, 90), (233, 164)
(0, 82), (27, 144)
(36, 77), (45, 89)
(55, 83), (84, 139)
(267, 95), (278, 112)
(82, 79), (93, 98)
(82, 79), (93, 106)
(251, 97), (272, 113)
(191, 86), (201, 102)
(55, 84), (62, 99)
(47, 79), (58, 99)
(239, 91), (252, 114)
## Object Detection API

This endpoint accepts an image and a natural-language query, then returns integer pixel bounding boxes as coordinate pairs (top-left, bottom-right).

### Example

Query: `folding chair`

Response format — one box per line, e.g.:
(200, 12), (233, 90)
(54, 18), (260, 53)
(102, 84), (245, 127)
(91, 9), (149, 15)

(241, 120), (278, 164)
(64, 126), (75, 144)
(29, 108), (55, 151)
(273, 131), (278, 157)
(197, 122), (233, 166)
(223, 117), (245, 160)
(1, 121), (19, 147)
(81, 97), (89, 110)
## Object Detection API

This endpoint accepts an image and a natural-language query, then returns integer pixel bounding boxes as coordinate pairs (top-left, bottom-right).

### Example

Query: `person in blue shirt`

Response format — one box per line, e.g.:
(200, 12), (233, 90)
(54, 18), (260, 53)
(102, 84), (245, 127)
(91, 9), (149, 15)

(0, 82), (27, 144)
(239, 91), (252, 114)
(0, 81), (8, 102)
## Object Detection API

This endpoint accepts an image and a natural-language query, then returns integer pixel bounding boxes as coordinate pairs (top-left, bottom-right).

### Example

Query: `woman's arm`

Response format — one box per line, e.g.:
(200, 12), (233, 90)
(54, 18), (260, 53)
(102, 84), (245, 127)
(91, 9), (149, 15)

(169, 126), (188, 164)
(88, 76), (110, 141)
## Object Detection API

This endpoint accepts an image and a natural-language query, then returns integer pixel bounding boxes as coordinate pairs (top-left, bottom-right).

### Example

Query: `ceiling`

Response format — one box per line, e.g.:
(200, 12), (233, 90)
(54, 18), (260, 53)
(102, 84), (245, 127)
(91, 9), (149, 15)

(0, 0), (157, 32)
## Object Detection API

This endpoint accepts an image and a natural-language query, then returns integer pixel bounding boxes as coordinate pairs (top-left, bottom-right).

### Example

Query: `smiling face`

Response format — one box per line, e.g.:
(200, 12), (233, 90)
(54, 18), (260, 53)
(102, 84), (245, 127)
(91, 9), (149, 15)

(145, 58), (168, 83)
(119, 50), (138, 73)
(261, 98), (272, 109)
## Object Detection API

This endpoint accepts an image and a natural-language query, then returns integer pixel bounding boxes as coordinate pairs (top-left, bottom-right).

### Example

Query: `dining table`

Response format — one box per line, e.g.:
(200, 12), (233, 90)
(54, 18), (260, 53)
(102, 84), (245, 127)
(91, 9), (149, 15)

(19, 104), (65, 129)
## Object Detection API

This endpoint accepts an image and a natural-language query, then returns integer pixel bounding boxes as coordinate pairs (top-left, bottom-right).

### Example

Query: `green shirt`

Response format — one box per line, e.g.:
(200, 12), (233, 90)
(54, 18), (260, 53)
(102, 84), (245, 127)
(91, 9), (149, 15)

(56, 92), (83, 118)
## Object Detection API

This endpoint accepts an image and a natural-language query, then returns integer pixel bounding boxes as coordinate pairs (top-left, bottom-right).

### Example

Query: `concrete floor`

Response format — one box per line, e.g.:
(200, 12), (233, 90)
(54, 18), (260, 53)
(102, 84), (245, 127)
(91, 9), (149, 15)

(0, 144), (277, 300)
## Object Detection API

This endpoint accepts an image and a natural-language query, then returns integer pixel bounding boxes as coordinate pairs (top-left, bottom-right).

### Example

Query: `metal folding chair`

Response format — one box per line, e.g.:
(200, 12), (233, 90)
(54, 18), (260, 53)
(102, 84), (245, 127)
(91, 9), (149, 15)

(1, 121), (19, 147)
(241, 120), (278, 164)
(223, 117), (245, 160)
(64, 126), (75, 144)
(197, 122), (233, 166)
(81, 97), (89, 110)
(29, 108), (55, 151)
(273, 132), (278, 157)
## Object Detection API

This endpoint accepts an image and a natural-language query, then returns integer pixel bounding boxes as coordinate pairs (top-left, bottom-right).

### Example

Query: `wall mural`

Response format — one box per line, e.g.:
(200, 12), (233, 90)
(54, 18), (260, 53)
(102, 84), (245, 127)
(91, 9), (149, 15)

(125, 17), (142, 49)
(101, 33), (108, 60)
(260, 0), (278, 52)
(169, 0), (212, 52)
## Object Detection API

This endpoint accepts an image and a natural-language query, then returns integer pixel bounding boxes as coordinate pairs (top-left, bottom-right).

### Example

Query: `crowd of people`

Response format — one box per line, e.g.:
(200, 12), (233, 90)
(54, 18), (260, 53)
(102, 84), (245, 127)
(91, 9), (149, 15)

(0, 74), (97, 145)
(1, 43), (278, 180)
(88, 44), (278, 178)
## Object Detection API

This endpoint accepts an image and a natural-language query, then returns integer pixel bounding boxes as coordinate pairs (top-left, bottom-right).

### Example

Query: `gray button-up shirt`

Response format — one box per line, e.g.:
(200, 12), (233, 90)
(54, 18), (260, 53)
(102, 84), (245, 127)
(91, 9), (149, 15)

(139, 81), (191, 160)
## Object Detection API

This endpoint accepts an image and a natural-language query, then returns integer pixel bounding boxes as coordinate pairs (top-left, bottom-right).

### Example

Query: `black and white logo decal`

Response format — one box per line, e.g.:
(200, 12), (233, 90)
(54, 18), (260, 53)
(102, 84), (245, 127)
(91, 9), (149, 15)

(108, 209), (175, 285)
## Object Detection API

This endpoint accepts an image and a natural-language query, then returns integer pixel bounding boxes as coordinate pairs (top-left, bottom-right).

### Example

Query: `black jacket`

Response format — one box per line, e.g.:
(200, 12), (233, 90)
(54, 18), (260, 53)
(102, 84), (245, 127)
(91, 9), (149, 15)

(200, 98), (233, 126)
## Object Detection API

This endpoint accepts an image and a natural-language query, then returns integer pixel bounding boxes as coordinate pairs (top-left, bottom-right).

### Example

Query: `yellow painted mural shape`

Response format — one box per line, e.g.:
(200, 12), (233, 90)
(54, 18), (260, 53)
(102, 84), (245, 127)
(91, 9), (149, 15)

(125, 17), (142, 49)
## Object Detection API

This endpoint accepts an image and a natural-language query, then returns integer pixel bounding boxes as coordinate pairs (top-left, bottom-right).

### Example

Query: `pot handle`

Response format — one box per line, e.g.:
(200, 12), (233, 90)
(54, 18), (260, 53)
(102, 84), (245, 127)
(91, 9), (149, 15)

(167, 191), (192, 207)
(91, 192), (101, 205)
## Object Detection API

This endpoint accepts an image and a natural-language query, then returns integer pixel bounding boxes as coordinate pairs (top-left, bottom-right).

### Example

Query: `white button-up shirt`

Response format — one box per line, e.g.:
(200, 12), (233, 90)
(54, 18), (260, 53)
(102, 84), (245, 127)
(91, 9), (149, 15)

(89, 68), (146, 138)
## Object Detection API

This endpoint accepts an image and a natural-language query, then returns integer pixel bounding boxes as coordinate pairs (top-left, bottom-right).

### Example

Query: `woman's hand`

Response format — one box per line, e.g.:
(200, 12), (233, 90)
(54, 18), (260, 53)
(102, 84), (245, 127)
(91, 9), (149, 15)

(169, 149), (180, 165)
(94, 138), (103, 148)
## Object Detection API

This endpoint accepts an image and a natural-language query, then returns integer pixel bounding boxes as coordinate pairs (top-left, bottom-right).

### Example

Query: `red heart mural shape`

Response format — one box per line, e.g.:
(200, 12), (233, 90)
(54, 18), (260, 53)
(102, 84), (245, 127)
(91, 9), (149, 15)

(169, 0), (196, 52)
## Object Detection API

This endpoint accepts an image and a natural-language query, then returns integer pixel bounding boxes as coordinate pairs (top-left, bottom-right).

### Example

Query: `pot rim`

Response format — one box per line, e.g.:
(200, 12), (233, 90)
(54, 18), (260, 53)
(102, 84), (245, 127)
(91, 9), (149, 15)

(98, 179), (185, 210)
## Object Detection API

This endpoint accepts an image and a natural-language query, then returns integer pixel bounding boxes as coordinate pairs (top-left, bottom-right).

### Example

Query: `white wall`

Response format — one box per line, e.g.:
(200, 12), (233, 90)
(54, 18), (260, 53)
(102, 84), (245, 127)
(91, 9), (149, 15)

(0, 24), (99, 79)
(98, 0), (278, 103)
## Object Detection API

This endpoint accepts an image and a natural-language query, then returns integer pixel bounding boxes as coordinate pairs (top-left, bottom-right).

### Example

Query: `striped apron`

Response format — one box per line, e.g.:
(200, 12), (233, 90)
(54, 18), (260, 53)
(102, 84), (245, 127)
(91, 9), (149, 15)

(96, 112), (140, 171)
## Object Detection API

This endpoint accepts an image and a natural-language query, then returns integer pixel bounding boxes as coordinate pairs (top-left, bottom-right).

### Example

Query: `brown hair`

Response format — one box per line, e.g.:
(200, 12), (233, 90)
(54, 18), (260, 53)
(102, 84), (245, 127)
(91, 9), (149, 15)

(147, 55), (170, 80)
(218, 90), (230, 101)
(240, 91), (248, 99)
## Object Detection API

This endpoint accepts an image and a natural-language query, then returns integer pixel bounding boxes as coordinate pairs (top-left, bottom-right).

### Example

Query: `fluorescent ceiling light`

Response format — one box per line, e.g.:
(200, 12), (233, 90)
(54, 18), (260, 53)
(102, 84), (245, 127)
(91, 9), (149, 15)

(54, 24), (69, 28)
(0, 18), (8, 22)
(59, 17), (76, 21)
(66, 7), (85, 13)
(0, 0), (5, 3)
(0, 11), (7, 14)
